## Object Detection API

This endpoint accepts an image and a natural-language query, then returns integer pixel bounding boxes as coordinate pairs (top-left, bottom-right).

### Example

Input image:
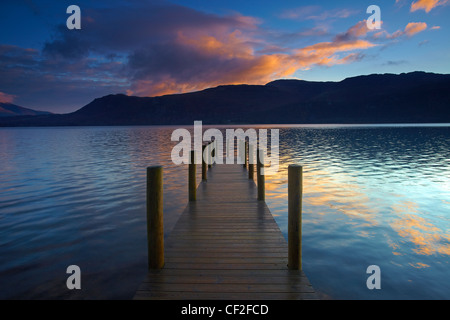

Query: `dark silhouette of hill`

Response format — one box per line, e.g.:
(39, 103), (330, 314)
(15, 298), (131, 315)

(0, 103), (52, 117)
(1, 71), (449, 126)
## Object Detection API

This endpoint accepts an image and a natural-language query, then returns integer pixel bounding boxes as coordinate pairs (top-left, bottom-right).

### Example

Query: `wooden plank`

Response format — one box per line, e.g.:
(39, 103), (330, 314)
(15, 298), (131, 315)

(134, 291), (319, 300)
(164, 251), (288, 257)
(165, 240), (288, 247)
(162, 262), (289, 270)
(141, 269), (310, 277)
(143, 268), (312, 279)
(143, 275), (308, 285)
(166, 239), (287, 245)
(134, 164), (317, 300)
(165, 257), (288, 264)
(137, 283), (315, 293)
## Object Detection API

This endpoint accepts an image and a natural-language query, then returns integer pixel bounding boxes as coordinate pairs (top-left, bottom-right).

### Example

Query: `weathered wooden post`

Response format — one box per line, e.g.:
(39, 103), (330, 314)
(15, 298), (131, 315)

(243, 140), (248, 168)
(202, 144), (207, 181)
(288, 164), (303, 270)
(146, 166), (164, 269)
(212, 140), (216, 165)
(257, 148), (265, 201)
(248, 144), (255, 180)
(189, 150), (196, 201)
(207, 141), (212, 168)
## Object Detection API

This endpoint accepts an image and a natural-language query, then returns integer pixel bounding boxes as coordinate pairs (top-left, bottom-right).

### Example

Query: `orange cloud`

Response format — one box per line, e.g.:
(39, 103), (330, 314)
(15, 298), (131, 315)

(387, 22), (428, 39)
(411, 0), (449, 12)
(128, 20), (378, 97)
(127, 31), (299, 96)
(0, 91), (15, 103)
(404, 22), (428, 36)
(176, 30), (254, 60)
(345, 20), (372, 38)
(298, 39), (375, 56)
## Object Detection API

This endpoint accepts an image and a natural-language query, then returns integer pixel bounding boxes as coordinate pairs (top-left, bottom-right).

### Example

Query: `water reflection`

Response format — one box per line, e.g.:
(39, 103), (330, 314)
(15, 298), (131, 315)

(261, 125), (450, 299)
(390, 203), (450, 257)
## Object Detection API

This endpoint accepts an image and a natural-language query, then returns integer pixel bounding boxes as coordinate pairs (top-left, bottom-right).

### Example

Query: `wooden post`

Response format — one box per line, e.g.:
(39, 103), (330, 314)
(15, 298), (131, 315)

(257, 148), (265, 201)
(248, 144), (255, 180)
(207, 141), (212, 168)
(288, 164), (302, 270)
(202, 144), (207, 181)
(212, 140), (216, 165)
(189, 150), (196, 201)
(243, 140), (248, 168)
(146, 166), (164, 269)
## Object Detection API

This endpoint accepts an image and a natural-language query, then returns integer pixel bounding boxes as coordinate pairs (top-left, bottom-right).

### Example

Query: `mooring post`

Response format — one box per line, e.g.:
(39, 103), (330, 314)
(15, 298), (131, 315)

(244, 140), (248, 168)
(207, 141), (212, 168)
(202, 144), (207, 181)
(146, 166), (164, 269)
(288, 164), (303, 270)
(189, 150), (196, 201)
(212, 140), (216, 166)
(257, 148), (265, 201)
(248, 144), (255, 180)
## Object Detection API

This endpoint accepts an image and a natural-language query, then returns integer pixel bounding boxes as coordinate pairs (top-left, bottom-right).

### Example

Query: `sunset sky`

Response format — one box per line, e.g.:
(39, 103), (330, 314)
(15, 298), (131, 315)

(1, 0), (449, 113)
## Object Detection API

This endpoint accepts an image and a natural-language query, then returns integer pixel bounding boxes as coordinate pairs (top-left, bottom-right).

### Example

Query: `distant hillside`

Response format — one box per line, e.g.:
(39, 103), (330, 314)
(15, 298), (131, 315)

(0, 103), (52, 117)
(1, 71), (449, 126)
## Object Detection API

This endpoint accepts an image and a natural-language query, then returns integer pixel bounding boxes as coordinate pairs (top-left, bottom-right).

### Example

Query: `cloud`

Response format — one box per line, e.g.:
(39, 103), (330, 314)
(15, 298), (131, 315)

(387, 22), (428, 39)
(334, 20), (371, 42)
(410, 0), (449, 12)
(292, 39), (374, 69)
(125, 31), (301, 96)
(5, 2), (263, 110)
(278, 6), (359, 21)
(4, 3), (379, 108)
(297, 39), (375, 57)
(252, 26), (331, 53)
(405, 22), (428, 35)
(126, 20), (378, 96)
(43, 3), (258, 59)
(0, 91), (16, 103)
(0, 44), (128, 112)
(44, 3), (375, 98)
(41, 2), (272, 98)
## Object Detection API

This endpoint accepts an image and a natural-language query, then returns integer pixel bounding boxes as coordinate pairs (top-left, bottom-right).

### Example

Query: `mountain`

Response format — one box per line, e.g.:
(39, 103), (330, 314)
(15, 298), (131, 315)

(1, 71), (449, 126)
(0, 103), (52, 117)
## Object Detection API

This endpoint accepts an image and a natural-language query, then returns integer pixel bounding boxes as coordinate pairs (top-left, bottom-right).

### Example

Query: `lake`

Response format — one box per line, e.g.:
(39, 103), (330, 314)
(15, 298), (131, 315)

(0, 124), (449, 299)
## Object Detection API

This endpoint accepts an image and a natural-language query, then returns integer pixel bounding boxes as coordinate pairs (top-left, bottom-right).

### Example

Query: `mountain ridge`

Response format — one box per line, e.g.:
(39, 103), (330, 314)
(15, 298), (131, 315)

(0, 103), (52, 117)
(1, 71), (449, 126)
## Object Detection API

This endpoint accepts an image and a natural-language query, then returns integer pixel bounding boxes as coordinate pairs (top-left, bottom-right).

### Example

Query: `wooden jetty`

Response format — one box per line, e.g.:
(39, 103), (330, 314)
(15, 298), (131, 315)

(134, 145), (317, 300)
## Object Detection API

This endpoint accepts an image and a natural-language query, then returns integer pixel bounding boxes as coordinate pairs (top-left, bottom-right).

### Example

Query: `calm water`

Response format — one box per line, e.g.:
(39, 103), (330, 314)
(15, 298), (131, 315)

(0, 125), (449, 299)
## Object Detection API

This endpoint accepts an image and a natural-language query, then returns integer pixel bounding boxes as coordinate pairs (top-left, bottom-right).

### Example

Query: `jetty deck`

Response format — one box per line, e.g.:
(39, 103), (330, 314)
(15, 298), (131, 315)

(134, 163), (317, 300)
